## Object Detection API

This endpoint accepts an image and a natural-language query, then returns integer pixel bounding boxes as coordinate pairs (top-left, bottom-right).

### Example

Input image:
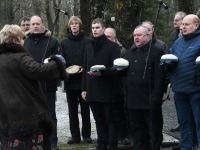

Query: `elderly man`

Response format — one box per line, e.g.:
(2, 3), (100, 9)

(104, 27), (131, 145)
(104, 28), (126, 56)
(124, 25), (165, 150)
(140, 21), (168, 54)
(24, 15), (60, 150)
(169, 14), (200, 150)
(169, 11), (186, 48)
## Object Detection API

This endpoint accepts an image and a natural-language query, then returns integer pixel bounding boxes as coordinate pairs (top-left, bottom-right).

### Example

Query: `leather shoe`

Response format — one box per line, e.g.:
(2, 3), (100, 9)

(67, 138), (81, 144)
(170, 125), (180, 132)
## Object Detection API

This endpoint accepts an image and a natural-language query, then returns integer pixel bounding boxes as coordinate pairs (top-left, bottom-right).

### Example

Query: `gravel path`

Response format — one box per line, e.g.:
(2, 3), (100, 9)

(56, 87), (97, 144)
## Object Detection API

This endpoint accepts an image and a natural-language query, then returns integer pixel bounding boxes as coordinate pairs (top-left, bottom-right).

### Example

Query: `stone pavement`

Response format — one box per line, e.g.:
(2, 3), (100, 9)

(56, 87), (180, 149)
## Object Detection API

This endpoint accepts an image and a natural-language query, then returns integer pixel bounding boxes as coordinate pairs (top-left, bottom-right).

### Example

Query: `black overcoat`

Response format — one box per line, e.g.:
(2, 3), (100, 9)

(82, 35), (120, 103)
(60, 32), (91, 90)
(124, 41), (165, 109)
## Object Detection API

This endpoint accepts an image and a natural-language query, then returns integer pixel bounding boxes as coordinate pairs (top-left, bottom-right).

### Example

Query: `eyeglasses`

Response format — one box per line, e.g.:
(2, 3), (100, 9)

(174, 19), (181, 22)
(21, 24), (30, 27)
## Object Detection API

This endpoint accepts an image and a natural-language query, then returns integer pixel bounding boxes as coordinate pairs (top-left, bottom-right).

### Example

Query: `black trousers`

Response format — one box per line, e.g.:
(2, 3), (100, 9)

(115, 95), (131, 139)
(66, 89), (91, 139)
(46, 91), (58, 145)
(128, 108), (163, 150)
(89, 102), (118, 147)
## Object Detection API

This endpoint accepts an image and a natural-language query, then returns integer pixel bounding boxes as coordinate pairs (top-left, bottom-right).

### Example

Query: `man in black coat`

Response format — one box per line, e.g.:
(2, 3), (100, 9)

(104, 27), (131, 145)
(60, 16), (92, 144)
(169, 11), (186, 48)
(24, 15), (59, 150)
(81, 18), (120, 150)
(124, 25), (165, 150)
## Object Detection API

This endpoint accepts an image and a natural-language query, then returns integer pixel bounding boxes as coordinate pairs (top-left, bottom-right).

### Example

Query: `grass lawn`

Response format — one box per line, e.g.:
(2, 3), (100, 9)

(58, 143), (96, 150)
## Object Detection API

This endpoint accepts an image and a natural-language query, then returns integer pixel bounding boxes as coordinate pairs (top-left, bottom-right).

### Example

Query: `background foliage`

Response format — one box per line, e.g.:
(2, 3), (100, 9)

(0, 0), (199, 48)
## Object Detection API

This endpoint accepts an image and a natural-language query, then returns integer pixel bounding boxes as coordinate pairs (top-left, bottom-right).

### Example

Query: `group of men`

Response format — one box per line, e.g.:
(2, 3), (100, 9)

(19, 11), (200, 150)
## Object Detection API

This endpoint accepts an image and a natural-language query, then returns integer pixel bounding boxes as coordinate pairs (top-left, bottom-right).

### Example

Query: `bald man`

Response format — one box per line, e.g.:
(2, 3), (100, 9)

(104, 28), (131, 145)
(104, 28), (126, 57)
(24, 15), (60, 150)
(169, 14), (200, 150)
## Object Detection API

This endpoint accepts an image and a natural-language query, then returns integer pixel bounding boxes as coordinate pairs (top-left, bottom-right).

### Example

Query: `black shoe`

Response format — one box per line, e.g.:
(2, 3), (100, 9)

(170, 125), (180, 132)
(171, 144), (180, 150)
(51, 143), (59, 150)
(67, 138), (81, 144)
(83, 137), (93, 143)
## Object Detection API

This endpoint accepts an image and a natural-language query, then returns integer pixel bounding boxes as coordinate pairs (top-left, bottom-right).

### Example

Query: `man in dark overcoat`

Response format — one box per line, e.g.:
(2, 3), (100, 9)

(124, 25), (165, 150)
(81, 18), (120, 150)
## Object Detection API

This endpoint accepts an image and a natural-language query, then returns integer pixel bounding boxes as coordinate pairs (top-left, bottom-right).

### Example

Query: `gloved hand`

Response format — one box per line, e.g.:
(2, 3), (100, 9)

(150, 97), (163, 109)
(55, 54), (66, 64)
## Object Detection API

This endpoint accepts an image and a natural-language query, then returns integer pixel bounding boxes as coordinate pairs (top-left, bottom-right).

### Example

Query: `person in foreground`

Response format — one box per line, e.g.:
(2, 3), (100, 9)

(0, 24), (67, 150)
(168, 14), (200, 150)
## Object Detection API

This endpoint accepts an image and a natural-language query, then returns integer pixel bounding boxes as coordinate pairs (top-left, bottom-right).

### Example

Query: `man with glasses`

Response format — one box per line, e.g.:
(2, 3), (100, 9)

(20, 17), (30, 33)
(169, 11), (186, 48)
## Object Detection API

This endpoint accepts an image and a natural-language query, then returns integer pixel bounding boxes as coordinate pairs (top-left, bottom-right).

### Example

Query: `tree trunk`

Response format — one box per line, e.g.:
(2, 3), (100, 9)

(80, 0), (91, 35)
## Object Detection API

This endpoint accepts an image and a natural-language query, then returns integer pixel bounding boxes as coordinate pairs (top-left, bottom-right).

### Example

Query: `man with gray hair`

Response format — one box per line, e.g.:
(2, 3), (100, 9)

(141, 21), (168, 53)
(169, 11), (187, 48)
(124, 25), (165, 150)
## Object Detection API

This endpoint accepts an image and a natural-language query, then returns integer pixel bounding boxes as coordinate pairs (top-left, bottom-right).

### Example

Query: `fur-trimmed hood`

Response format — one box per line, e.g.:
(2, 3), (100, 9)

(25, 28), (51, 38)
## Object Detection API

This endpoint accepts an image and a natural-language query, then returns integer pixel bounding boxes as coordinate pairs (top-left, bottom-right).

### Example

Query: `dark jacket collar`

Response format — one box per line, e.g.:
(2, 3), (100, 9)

(0, 43), (26, 54)
(68, 31), (84, 41)
(26, 29), (51, 39)
(92, 34), (108, 51)
(183, 27), (200, 41)
(130, 40), (152, 52)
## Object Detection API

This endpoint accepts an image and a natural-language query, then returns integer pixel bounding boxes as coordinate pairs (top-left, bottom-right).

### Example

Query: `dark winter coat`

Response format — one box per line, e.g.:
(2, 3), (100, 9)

(24, 30), (59, 92)
(60, 32), (91, 90)
(82, 34), (120, 103)
(124, 41), (165, 109)
(0, 43), (67, 138)
(169, 28), (200, 94)
(169, 29), (180, 48)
